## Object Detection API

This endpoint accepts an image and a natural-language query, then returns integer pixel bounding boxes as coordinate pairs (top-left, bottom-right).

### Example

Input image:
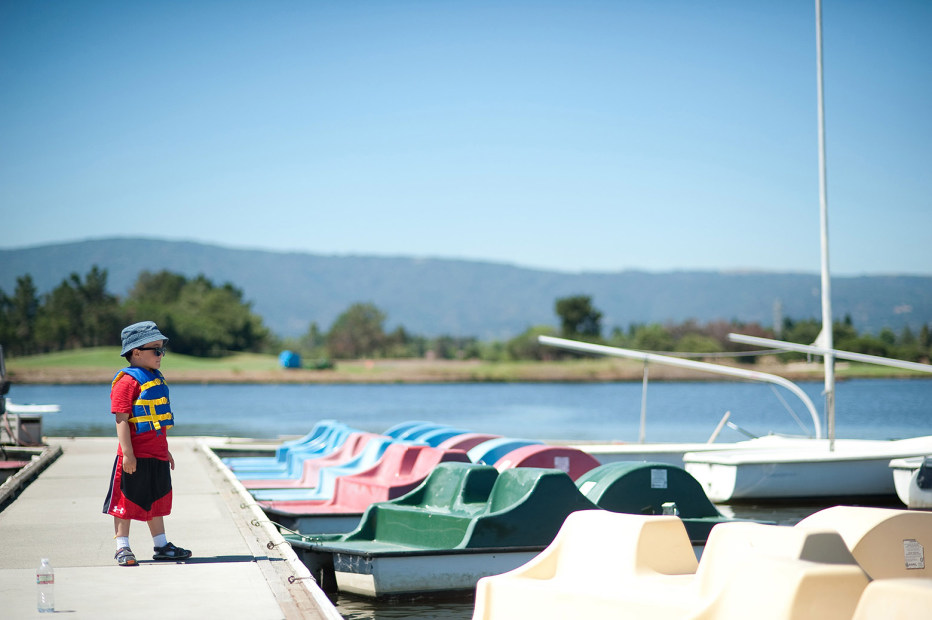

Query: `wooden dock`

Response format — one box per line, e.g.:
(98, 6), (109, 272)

(0, 436), (341, 619)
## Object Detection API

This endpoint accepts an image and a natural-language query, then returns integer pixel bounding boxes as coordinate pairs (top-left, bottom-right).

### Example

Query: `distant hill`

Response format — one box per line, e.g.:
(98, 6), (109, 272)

(1, 238), (930, 339)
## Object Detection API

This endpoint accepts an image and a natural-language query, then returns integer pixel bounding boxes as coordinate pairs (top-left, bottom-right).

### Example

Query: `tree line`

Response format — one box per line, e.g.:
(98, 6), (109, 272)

(2, 269), (930, 364)
(0, 267), (268, 357)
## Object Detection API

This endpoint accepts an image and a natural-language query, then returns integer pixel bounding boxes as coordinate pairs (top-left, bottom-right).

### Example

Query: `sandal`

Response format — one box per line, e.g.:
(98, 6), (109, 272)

(153, 542), (192, 561)
(115, 547), (138, 567)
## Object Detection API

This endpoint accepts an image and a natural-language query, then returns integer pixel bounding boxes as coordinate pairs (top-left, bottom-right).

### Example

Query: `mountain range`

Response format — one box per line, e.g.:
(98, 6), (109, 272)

(1, 238), (930, 339)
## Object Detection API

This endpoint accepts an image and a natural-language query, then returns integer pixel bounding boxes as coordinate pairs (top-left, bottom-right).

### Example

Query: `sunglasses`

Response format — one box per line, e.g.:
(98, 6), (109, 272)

(138, 346), (167, 357)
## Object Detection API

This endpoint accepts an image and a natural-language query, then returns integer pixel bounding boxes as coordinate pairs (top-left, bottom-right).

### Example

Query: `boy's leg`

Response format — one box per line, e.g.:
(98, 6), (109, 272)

(114, 516), (131, 538)
(113, 517), (137, 566)
(146, 516), (165, 538)
(149, 516), (192, 560)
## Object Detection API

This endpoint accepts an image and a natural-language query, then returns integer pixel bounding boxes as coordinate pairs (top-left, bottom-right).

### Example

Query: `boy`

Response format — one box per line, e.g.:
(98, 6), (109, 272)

(102, 321), (192, 566)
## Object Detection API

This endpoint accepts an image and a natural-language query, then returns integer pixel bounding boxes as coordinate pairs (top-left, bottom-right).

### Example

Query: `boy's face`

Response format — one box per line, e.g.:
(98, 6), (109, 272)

(132, 339), (165, 372)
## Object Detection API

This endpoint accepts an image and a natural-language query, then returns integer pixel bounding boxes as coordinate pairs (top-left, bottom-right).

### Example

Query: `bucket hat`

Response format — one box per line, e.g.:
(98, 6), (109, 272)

(120, 321), (169, 356)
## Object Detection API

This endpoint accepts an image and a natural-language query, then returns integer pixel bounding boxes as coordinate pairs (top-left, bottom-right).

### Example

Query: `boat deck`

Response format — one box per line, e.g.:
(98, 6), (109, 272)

(0, 436), (340, 619)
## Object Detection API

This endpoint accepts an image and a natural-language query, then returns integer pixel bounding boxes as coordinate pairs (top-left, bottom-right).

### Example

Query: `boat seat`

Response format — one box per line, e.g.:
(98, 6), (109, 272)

(467, 437), (543, 465)
(232, 423), (355, 478)
(223, 419), (344, 470)
(493, 445), (600, 481)
(851, 578), (932, 620)
(258, 445), (471, 522)
(393, 422), (450, 442)
(436, 432), (501, 453)
(416, 427), (470, 447)
(249, 436), (395, 501)
(473, 511), (868, 620)
(523, 510), (698, 582)
(339, 463), (597, 550)
(692, 554), (868, 620)
(322, 444), (470, 509)
(796, 505), (932, 580)
(576, 462), (747, 544)
(693, 521), (858, 598)
(382, 420), (433, 438)
(241, 431), (381, 490)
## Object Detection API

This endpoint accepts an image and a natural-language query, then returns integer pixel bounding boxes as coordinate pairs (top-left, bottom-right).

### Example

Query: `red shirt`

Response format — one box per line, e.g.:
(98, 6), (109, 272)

(111, 373), (170, 460)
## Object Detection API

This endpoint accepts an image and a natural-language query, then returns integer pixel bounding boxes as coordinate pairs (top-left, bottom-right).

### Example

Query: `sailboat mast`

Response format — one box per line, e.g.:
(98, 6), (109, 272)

(815, 0), (835, 450)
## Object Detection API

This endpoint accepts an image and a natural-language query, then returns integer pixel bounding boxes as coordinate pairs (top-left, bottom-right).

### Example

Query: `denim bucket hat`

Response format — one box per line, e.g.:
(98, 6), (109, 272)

(120, 321), (169, 356)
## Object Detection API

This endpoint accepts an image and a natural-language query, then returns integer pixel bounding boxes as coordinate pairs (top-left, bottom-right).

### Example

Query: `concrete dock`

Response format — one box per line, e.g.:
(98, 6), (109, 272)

(0, 436), (342, 619)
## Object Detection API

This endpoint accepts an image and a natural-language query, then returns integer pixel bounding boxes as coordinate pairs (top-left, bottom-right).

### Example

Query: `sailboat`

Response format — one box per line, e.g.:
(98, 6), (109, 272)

(537, 334), (834, 467)
(680, 0), (932, 502)
(541, 2), (932, 502)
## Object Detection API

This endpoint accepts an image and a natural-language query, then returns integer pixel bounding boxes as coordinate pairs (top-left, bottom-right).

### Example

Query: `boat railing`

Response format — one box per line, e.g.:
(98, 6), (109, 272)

(537, 335), (823, 442)
(727, 333), (932, 374)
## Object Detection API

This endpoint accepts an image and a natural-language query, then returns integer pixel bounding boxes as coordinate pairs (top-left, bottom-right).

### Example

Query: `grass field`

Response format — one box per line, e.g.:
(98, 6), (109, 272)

(4, 348), (926, 384)
(6, 347), (281, 371)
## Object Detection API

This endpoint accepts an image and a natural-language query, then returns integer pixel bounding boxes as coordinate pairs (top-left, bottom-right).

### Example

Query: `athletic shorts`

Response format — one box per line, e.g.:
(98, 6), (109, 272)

(102, 455), (172, 521)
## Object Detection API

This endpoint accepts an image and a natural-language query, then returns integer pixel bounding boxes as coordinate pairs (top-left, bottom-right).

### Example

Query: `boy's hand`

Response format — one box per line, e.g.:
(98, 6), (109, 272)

(169, 451), (175, 470)
(122, 454), (137, 474)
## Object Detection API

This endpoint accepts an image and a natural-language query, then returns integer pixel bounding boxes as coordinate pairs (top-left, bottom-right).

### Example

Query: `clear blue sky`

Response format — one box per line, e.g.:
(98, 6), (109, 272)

(2, 1), (930, 275)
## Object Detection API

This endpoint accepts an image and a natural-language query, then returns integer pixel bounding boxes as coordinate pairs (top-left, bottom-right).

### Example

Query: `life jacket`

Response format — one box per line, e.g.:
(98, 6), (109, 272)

(111, 366), (174, 435)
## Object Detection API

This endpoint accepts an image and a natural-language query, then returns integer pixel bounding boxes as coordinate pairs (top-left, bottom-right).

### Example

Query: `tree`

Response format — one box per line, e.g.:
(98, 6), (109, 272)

(674, 333), (723, 354)
(0, 288), (11, 349)
(35, 276), (82, 351)
(8, 275), (40, 354)
(506, 325), (559, 361)
(555, 295), (602, 339)
(630, 323), (675, 352)
(32, 267), (123, 352)
(123, 271), (269, 357)
(77, 266), (122, 347)
(326, 303), (387, 359)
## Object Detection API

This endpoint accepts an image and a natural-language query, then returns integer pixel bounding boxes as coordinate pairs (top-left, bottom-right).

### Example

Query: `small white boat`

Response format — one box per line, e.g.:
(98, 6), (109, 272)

(684, 436), (932, 502)
(890, 455), (932, 509)
(5, 402), (60, 414)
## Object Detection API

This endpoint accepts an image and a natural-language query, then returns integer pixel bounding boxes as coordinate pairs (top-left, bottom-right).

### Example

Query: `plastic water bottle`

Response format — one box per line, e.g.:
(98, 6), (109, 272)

(36, 558), (54, 613)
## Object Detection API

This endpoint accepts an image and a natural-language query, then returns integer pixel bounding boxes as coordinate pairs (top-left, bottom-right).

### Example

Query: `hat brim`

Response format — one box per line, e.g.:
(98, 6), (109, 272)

(119, 332), (169, 356)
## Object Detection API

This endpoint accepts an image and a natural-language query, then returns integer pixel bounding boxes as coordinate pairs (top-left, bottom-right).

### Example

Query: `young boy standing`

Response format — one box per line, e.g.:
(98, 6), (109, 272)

(102, 321), (192, 566)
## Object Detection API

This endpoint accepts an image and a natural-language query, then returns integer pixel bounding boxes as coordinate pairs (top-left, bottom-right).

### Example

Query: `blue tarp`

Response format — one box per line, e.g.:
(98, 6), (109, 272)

(278, 350), (302, 369)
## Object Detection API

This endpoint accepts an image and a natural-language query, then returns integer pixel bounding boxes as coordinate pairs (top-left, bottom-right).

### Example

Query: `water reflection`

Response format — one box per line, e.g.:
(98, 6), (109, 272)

(337, 591), (476, 619)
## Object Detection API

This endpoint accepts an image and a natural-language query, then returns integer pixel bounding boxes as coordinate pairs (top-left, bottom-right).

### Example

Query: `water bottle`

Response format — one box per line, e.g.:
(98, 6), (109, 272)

(36, 558), (54, 613)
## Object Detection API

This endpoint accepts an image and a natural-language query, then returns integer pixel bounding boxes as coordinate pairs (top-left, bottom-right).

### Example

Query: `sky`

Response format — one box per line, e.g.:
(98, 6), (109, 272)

(1, 0), (930, 276)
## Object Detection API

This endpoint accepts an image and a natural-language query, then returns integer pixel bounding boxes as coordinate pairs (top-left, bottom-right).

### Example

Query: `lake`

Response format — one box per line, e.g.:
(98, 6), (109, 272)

(10, 378), (932, 443)
(8, 378), (931, 619)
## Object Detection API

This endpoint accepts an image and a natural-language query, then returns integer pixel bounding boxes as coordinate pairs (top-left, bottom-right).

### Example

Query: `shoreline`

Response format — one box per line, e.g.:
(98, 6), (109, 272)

(6, 357), (926, 385)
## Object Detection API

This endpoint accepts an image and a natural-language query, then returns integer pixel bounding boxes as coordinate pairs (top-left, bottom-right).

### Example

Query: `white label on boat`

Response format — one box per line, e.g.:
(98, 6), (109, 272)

(904, 539), (925, 570)
(651, 469), (668, 489)
(554, 456), (570, 473)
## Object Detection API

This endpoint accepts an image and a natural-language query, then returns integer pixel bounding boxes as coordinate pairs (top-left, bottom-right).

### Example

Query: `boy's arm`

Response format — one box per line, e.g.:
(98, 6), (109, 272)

(114, 413), (137, 473)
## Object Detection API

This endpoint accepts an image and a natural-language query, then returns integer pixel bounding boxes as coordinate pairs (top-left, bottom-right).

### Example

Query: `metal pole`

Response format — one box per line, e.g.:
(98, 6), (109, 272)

(639, 361), (649, 443)
(728, 333), (932, 374)
(816, 0), (835, 451)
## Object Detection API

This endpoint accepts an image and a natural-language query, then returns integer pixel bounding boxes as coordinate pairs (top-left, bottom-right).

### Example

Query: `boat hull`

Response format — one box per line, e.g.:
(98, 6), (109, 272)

(683, 437), (932, 502)
(275, 512), (362, 535)
(293, 545), (543, 597)
(335, 549), (541, 597)
(890, 457), (932, 509)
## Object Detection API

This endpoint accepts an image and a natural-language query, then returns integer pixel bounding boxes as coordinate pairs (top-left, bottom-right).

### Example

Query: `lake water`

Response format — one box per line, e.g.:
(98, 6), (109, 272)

(10, 378), (932, 443)
(8, 378), (932, 619)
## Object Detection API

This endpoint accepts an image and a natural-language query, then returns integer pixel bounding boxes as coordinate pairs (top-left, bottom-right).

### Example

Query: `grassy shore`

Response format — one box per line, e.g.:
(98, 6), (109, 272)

(4, 347), (927, 384)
